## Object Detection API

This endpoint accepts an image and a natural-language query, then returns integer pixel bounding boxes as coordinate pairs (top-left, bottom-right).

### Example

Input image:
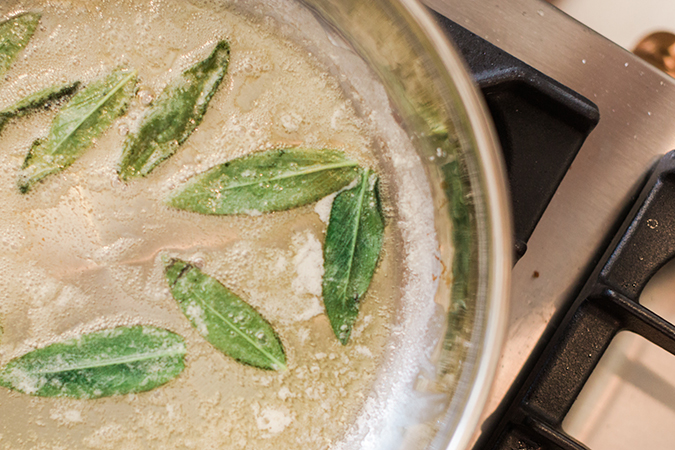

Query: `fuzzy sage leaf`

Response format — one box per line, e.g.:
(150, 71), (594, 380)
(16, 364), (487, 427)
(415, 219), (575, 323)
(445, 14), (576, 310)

(0, 326), (187, 398)
(18, 68), (137, 193)
(165, 258), (287, 371)
(322, 169), (384, 345)
(0, 12), (40, 79)
(0, 81), (80, 133)
(166, 148), (360, 215)
(119, 40), (230, 180)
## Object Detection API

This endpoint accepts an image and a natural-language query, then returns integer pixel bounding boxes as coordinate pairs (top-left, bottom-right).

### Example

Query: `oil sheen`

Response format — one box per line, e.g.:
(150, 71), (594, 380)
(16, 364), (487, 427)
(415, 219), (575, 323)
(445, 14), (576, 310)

(0, 0), (440, 449)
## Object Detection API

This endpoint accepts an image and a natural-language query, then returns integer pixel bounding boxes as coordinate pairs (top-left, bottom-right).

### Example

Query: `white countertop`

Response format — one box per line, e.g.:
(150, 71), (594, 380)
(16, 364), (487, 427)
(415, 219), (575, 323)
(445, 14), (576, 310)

(554, 0), (675, 50)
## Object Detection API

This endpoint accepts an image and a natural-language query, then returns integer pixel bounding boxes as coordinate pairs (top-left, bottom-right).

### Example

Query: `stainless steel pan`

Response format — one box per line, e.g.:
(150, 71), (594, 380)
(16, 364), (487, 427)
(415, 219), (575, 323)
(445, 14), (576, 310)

(0, 1), (512, 448)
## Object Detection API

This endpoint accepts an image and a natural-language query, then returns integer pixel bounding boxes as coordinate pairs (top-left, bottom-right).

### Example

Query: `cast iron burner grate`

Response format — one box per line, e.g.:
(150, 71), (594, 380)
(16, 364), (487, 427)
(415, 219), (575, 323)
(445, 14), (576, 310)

(431, 11), (600, 261)
(477, 151), (675, 450)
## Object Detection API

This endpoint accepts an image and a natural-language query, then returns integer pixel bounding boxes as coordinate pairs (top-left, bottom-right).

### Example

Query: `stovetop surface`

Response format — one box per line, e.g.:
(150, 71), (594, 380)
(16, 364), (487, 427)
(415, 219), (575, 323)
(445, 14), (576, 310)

(423, 0), (675, 447)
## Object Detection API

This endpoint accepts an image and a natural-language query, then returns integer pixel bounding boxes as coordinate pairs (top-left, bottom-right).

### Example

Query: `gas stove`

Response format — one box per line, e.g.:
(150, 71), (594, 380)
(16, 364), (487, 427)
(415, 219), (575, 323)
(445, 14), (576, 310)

(423, 1), (675, 449)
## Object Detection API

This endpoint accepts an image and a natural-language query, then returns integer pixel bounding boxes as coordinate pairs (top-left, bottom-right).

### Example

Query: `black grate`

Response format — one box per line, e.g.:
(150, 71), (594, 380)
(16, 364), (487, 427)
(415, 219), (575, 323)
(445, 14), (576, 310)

(478, 151), (675, 450)
(430, 11), (600, 260)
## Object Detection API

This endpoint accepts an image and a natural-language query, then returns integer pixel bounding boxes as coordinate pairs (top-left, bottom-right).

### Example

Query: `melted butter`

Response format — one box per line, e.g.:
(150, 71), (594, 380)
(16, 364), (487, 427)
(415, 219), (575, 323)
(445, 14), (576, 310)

(0, 0), (404, 448)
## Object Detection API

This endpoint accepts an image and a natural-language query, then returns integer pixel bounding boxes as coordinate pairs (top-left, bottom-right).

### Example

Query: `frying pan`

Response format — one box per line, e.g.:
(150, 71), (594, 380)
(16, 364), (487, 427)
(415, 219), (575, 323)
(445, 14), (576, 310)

(0, 0), (512, 448)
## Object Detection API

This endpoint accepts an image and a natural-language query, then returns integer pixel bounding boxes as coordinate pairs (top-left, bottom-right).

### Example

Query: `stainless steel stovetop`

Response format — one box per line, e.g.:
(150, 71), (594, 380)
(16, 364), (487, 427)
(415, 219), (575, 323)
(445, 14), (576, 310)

(423, 0), (675, 448)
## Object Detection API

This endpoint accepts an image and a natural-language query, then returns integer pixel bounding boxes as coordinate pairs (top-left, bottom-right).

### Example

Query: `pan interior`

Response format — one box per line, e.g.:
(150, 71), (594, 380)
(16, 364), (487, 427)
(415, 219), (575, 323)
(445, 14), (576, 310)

(0, 0), (461, 449)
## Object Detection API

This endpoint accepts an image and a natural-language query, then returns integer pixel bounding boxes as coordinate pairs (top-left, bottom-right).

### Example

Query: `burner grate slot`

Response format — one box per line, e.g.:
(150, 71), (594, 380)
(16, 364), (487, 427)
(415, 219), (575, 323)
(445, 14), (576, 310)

(563, 331), (675, 450)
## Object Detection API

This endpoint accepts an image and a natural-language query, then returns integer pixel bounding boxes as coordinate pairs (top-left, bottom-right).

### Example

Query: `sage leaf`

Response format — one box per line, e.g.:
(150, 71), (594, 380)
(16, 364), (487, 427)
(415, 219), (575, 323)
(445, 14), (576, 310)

(0, 325), (187, 398)
(18, 68), (138, 193)
(118, 40), (230, 180)
(0, 81), (80, 133)
(322, 169), (384, 345)
(0, 12), (40, 79)
(165, 258), (287, 371)
(166, 148), (360, 215)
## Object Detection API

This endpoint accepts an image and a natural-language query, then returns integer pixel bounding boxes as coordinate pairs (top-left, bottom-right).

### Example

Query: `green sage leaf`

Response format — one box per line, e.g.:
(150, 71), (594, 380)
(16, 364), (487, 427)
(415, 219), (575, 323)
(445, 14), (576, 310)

(322, 169), (384, 345)
(0, 81), (80, 133)
(18, 68), (138, 193)
(165, 258), (287, 371)
(119, 40), (230, 180)
(166, 148), (360, 215)
(0, 12), (40, 79)
(0, 325), (187, 398)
